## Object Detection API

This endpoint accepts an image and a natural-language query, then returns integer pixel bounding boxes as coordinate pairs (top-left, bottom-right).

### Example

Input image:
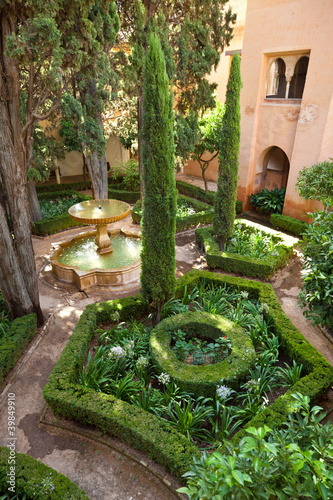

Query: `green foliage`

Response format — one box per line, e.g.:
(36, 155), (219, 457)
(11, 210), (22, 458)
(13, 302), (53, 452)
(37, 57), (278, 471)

(299, 210), (333, 329)
(271, 213), (308, 237)
(0, 314), (37, 386)
(110, 158), (140, 191)
(29, 123), (65, 183)
(140, 34), (177, 321)
(39, 194), (88, 219)
(196, 221), (298, 278)
(178, 394), (333, 500)
(132, 195), (214, 231)
(277, 360), (303, 388)
(250, 187), (286, 214)
(296, 159), (333, 209)
(213, 52), (242, 249)
(0, 447), (89, 499)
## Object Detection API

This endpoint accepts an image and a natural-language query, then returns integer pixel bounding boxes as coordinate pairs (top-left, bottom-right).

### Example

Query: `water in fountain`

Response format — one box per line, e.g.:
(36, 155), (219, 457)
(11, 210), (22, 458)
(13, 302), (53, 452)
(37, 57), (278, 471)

(57, 233), (141, 271)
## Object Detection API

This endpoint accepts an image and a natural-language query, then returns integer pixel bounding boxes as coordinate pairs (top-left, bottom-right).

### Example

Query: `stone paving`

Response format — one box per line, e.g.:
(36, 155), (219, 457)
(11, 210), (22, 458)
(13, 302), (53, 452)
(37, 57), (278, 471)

(1, 176), (333, 499)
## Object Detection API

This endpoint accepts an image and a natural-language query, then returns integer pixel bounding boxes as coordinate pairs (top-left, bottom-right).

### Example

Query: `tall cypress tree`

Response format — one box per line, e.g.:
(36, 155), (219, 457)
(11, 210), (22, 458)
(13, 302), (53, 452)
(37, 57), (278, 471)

(140, 33), (177, 325)
(213, 52), (242, 250)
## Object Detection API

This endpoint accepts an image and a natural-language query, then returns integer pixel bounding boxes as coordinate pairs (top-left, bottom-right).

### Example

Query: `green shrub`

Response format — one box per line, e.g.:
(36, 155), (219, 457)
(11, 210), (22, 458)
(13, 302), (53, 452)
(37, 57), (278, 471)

(110, 158), (140, 191)
(36, 181), (91, 193)
(250, 187), (286, 214)
(299, 210), (333, 329)
(270, 213), (308, 237)
(132, 195), (214, 231)
(176, 180), (243, 213)
(195, 221), (298, 278)
(150, 311), (256, 397)
(0, 314), (37, 386)
(178, 394), (333, 500)
(32, 214), (85, 236)
(0, 446), (89, 499)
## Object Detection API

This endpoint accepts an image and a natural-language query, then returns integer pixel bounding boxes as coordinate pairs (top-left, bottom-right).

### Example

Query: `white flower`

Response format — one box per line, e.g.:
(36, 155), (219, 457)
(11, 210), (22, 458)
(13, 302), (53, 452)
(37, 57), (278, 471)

(108, 345), (125, 360)
(157, 372), (171, 385)
(136, 356), (149, 370)
(230, 238), (237, 245)
(123, 340), (135, 358)
(110, 311), (120, 322)
(259, 303), (269, 313)
(270, 250), (279, 256)
(216, 385), (232, 400)
(240, 291), (249, 299)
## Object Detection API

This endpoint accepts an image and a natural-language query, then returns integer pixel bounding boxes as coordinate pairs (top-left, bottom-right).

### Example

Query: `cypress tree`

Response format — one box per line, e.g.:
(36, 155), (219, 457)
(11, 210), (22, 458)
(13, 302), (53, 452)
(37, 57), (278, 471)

(140, 33), (177, 325)
(213, 52), (242, 250)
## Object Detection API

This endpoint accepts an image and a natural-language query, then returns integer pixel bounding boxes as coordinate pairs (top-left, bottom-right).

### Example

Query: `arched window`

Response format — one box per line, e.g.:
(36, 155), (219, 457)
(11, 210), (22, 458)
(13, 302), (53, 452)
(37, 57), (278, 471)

(266, 58), (286, 98)
(288, 56), (309, 99)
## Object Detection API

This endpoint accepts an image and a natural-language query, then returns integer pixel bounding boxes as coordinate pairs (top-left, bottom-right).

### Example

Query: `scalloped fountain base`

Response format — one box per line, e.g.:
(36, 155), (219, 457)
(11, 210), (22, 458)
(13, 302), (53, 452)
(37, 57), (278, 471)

(50, 229), (141, 290)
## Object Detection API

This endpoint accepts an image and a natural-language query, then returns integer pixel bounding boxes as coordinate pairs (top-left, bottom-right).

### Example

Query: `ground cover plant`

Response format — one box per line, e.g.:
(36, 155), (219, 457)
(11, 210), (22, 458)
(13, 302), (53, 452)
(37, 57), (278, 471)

(77, 282), (303, 449)
(196, 219), (298, 278)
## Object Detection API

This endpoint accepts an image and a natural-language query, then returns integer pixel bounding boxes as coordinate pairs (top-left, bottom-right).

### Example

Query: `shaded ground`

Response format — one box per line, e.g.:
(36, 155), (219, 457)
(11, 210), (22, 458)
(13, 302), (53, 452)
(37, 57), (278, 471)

(1, 177), (333, 499)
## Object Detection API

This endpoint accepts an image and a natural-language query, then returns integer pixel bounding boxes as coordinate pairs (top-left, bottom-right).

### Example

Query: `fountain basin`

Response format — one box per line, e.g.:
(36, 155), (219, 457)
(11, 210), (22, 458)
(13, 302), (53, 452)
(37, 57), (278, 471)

(50, 229), (141, 290)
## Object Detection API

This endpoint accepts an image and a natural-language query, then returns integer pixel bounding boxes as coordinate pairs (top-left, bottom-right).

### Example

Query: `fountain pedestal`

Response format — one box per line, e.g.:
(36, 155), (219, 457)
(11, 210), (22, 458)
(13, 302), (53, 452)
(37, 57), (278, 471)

(95, 224), (114, 254)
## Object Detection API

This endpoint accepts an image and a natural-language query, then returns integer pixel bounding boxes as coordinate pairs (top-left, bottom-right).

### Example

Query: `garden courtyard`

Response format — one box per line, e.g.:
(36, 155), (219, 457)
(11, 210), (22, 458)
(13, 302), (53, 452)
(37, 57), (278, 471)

(1, 174), (333, 499)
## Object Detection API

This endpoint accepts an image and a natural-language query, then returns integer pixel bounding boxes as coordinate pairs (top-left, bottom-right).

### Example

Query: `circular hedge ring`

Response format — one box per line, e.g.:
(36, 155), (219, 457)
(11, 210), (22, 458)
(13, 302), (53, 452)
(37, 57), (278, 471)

(150, 311), (256, 397)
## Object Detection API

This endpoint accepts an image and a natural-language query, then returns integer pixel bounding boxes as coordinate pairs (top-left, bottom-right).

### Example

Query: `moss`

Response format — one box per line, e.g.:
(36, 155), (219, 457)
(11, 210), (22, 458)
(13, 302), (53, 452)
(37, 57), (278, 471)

(195, 221), (298, 278)
(0, 447), (89, 498)
(150, 311), (256, 397)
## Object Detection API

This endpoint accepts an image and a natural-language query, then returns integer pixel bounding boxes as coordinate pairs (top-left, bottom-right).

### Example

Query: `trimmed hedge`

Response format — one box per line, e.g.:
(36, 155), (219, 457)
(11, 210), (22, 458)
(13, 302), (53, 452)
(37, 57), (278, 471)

(43, 296), (199, 481)
(150, 311), (256, 397)
(132, 195), (214, 231)
(43, 269), (333, 480)
(37, 189), (86, 201)
(108, 187), (140, 203)
(195, 220), (298, 278)
(36, 181), (91, 193)
(0, 314), (37, 386)
(270, 213), (309, 238)
(176, 180), (243, 214)
(0, 446), (89, 499)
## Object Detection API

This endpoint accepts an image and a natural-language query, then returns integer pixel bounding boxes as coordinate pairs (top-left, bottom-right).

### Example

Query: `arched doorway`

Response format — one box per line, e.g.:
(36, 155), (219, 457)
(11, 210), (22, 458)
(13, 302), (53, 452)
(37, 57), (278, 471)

(255, 146), (290, 192)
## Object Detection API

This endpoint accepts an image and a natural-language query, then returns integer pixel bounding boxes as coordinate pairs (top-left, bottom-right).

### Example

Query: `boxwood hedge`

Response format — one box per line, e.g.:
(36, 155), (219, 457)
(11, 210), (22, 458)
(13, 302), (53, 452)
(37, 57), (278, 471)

(150, 311), (256, 397)
(0, 314), (37, 386)
(195, 220), (298, 278)
(43, 270), (333, 480)
(132, 195), (214, 231)
(0, 447), (89, 499)
(270, 213), (309, 238)
(176, 180), (243, 214)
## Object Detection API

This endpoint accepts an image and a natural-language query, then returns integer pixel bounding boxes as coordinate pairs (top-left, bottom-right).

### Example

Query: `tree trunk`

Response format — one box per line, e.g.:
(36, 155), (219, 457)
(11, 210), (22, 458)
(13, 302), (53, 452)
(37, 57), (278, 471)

(0, 202), (35, 317)
(0, 12), (44, 326)
(27, 181), (42, 221)
(83, 151), (108, 200)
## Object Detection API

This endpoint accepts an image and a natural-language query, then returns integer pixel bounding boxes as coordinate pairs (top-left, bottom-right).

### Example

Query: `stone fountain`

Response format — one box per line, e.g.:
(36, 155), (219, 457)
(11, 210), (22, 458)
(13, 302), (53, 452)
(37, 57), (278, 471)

(49, 199), (141, 290)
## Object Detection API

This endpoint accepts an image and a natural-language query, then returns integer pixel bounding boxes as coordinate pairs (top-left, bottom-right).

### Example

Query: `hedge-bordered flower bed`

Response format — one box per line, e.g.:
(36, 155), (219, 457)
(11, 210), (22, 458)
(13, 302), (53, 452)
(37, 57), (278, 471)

(195, 220), (298, 278)
(43, 270), (333, 480)
(0, 447), (89, 499)
(132, 195), (214, 231)
(0, 314), (37, 386)
(150, 311), (256, 397)
(32, 193), (92, 236)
